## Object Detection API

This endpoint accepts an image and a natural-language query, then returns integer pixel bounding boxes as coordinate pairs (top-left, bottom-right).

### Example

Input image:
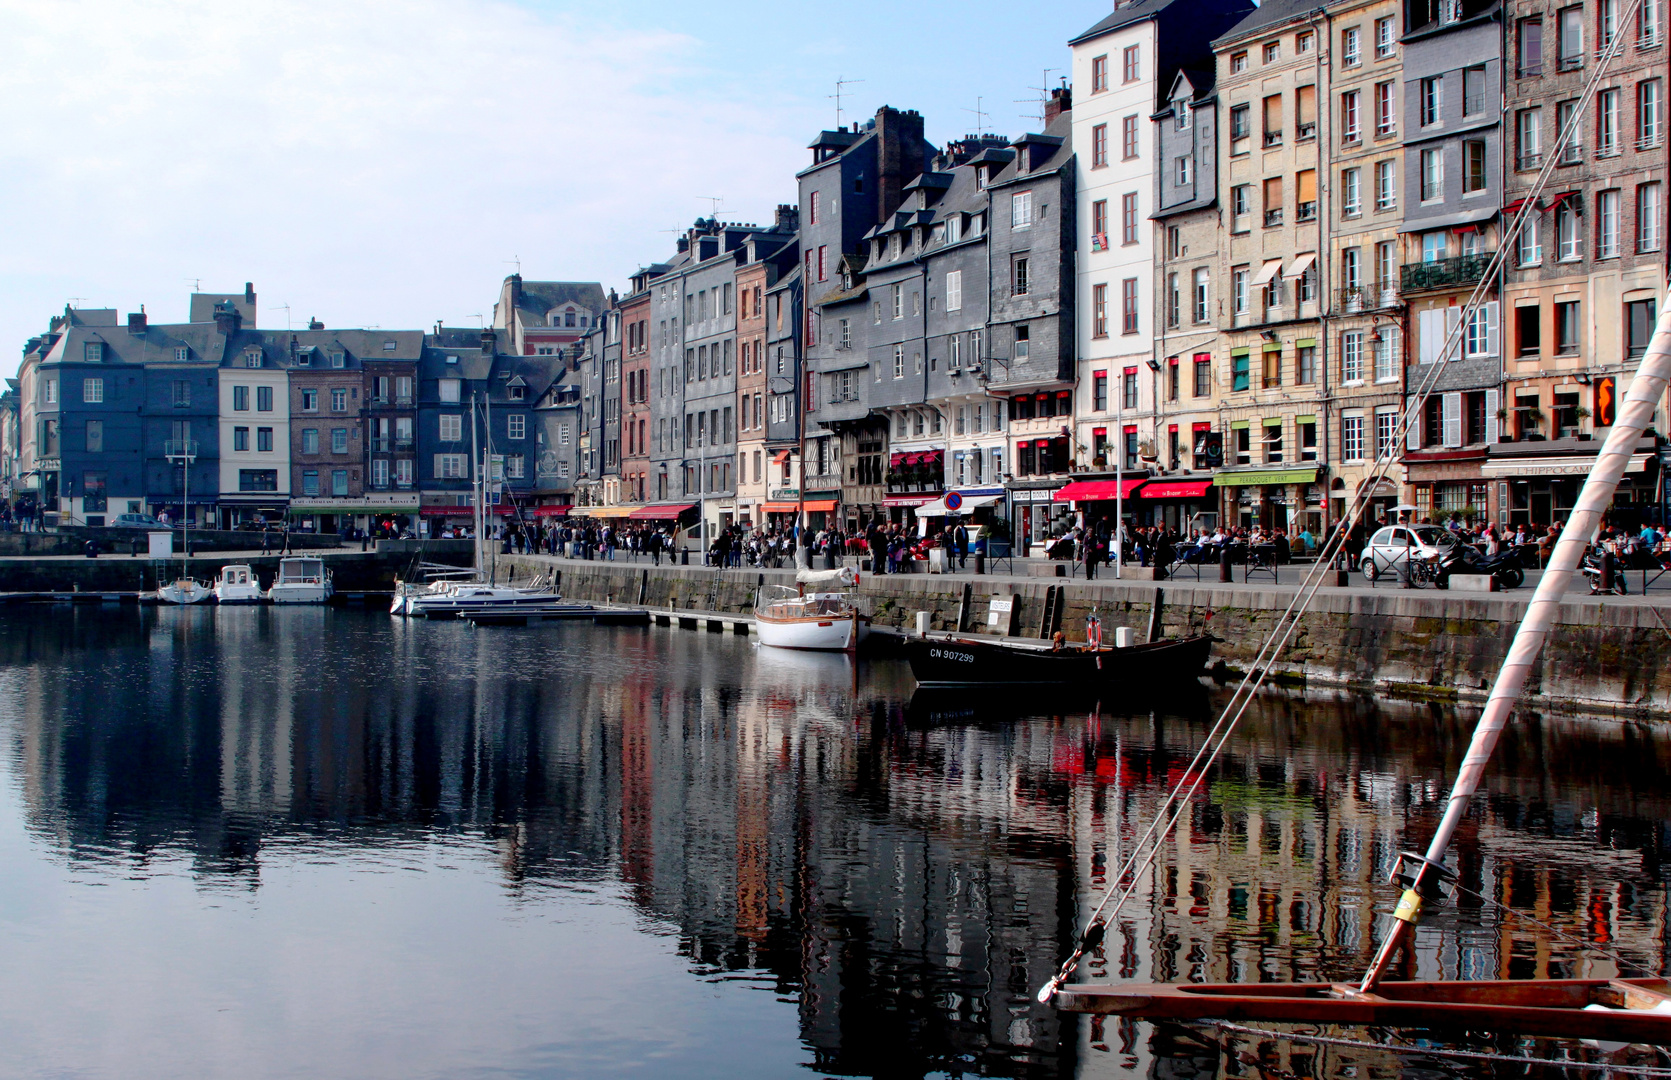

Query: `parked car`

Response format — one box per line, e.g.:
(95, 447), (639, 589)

(1360, 525), (1454, 581)
(109, 513), (164, 529)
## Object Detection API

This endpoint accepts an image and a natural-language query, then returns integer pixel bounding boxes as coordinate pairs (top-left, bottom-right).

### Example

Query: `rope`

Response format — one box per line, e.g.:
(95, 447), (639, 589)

(1038, 0), (1655, 1004)
(1205, 1021), (1671, 1076)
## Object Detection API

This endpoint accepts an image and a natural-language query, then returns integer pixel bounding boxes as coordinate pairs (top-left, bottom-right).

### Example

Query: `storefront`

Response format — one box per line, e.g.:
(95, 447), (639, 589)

(1212, 466), (1322, 533)
(760, 499), (838, 530)
(1401, 448), (1489, 524)
(1132, 478), (1216, 532)
(884, 449), (944, 526)
(289, 494), (420, 536)
(912, 489), (1004, 537)
(1482, 438), (1659, 528)
(1051, 478), (1147, 537)
(1006, 480), (1072, 550)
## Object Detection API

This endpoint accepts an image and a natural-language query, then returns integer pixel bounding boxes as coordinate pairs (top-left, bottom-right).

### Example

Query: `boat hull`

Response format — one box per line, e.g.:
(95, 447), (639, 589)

(755, 610), (869, 652)
(213, 588), (264, 604)
(158, 582), (209, 605)
(1053, 977), (1671, 1043)
(268, 584), (330, 604)
(905, 633), (1212, 687)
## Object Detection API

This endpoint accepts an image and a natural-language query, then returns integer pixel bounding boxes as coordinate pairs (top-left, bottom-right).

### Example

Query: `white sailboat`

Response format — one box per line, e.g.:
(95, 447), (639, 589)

(157, 439), (208, 604)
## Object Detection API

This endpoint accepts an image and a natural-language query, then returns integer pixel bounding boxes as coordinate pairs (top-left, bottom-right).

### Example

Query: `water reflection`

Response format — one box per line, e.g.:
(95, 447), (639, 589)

(0, 606), (1666, 1079)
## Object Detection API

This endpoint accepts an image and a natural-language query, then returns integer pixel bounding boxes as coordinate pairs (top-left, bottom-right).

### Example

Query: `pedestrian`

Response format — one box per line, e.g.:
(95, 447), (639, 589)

(954, 523), (969, 570)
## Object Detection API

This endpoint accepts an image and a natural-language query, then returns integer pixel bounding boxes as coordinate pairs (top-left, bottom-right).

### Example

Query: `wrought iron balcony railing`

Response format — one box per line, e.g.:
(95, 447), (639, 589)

(1400, 252), (1495, 292)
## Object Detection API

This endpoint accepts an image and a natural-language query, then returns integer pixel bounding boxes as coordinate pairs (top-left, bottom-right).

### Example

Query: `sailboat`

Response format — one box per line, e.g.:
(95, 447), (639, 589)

(1043, 294), (1671, 1042)
(753, 566), (870, 651)
(157, 442), (209, 604)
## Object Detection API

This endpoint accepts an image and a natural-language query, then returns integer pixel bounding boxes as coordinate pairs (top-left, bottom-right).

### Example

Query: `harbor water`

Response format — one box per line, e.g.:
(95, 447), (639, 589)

(0, 606), (1666, 1079)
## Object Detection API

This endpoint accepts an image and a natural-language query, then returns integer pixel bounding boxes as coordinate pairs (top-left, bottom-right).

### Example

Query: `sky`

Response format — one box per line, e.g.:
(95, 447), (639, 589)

(0, 0), (1108, 380)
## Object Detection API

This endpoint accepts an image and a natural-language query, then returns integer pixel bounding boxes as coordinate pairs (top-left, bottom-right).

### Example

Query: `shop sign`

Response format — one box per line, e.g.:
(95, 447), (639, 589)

(1214, 467), (1319, 487)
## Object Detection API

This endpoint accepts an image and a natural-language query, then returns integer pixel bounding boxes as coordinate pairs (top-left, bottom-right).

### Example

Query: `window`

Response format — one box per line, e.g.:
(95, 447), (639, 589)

(1557, 301), (1581, 353)
(1123, 367), (1139, 410)
(1373, 335), (1396, 382)
(1375, 408), (1398, 460)
(1230, 103), (1250, 143)
(331, 388), (348, 411)
(239, 469), (278, 493)
(85, 420), (102, 453)
(1558, 6), (1584, 67)
(245, 350), (262, 368)
(1231, 351), (1250, 392)
(328, 427), (346, 454)
(1599, 88), (1621, 155)
(1518, 108), (1543, 169)
(1264, 94), (1284, 146)
(1640, 80), (1663, 147)
(1093, 371), (1108, 411)
(1460, 66), (1486, 120)
(174, 347), (188, 362)
(1092, 283), (1108, 337)
(816, 245), (827, 281)
(439, 414), (462, 442)
(1641, 182), (1664, 251)
(1342, 414), (1364, 461)
(1519, 18), (1543, 75)
(1420, 77), (1442, 128)
(1175, 156), (1192, 185)
(170, 380), (188, 407)
(1121, 279), (1139, 334)
(506, 454), (525, 480)
(945, 270), (962, 312)
(1465, 302), (1500, 357)
(1340, 90), (1360, 143)
(1297, 30), (1314, 53)
(329, 352), (345, 369)
(257, 385), (272, 412)
(1643, 0), (1664, 45)
(1262, 348), (1281, 389)
(1232, 267), (1249, 315)
(1167, 273), (1181, 328)
(1013, 256), (1030, 296)
(302, 470), (319, 496)
(233, 426), (250, 452)
(1519, 213), (1544, 265)
(1342, 167), (1362, 216)
(1463, 140), (1487, 192)
(1091, 199), (1108, 248)
(255, 427), (271, 453)
(372, 459), (389, 489)
(1597, 189), (1621, 257)
(332, 469), (348, 496)
(1233, 426), (1251, 465)
(1121, 192), (1139, 244)
(1121, 115), (1139, 159)
(1194, 355), (1211, 397)
(892, 344), (904, 379)
(1264, 40), (1280, 63)
(1092, 54), (1108, 92)
(1376, 16), (1395, 57)
(1423, 231), (1447, 262)
(1342, 331), (1364, 382)
(1557, 99), (1583, 163)
(1558, 202), (1582, 259)
(1375, 160), (1397, 210)
(508, 414), (526, 440)
(1297, 84), (1316, 139)
(302, 428), (319, 454)
(1263, 176), (1283, 227)
(1420, 148), (1443, 202)
(1627, 299), (1658, 358)
(1343, 246), (1362, 290)
(1296, 169), (1317, 221)
(1263, 419), (1284, 464)
(79, 377), (103, 404)
(1603, 0), (1621, 45)
(1090, 122), (1109, 167)
(438, 378), (461, 403)
(1296, 344), (1316, 385)
(1375, 82), (1396, 136)
(1175, 100), (1192, 130)
(233, 385), (249, 411)
(1192, 269), (1210, 323)
(1232, 51), (1248, 73)
(1121, 44), (1140, 82)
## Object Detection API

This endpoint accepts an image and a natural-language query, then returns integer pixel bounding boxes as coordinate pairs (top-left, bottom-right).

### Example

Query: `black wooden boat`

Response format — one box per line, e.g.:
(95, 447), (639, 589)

(905, 633), (1213, 688)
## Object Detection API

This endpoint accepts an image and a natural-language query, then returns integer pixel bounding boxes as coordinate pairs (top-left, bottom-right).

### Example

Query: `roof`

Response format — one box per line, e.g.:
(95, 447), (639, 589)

(513, 280), (606, 321)
(1214, 0), (1326, 48)
(1070, 0), (1186, 45)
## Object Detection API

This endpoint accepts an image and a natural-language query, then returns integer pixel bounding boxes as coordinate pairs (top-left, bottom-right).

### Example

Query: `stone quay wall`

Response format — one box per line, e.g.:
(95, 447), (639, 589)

(502, 555), (1671, 718)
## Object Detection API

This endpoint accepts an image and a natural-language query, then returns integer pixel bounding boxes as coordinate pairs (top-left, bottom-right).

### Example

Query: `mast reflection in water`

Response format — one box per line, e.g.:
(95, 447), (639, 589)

(0, 606), (1667, 1079)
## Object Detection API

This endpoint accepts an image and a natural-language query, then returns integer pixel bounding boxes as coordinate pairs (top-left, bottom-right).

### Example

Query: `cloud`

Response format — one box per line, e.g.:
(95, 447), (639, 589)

(0, 0), (813, 358)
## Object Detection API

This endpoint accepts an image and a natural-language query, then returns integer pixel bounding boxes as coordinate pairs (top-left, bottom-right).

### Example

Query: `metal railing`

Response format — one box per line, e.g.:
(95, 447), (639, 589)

(1263, 131), (1283, 147)
(1264, 208), (1284, 227)
(1337, 282), (1400, 311)
(1517, 151), (1544, 170)
(1401, 252), (1495, 291)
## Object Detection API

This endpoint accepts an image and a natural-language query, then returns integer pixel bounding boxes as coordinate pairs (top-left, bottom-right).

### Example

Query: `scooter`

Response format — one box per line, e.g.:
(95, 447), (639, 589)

(1434, 541), (1524, 590)
(1581, 548), (1629, 595)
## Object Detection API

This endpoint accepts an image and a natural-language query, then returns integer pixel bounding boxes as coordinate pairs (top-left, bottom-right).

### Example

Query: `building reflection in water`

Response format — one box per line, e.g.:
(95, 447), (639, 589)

(1, 605), (1667, 1079)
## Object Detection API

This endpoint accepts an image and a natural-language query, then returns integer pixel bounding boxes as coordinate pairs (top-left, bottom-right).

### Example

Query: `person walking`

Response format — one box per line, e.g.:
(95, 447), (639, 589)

(954, 523), (969, 570)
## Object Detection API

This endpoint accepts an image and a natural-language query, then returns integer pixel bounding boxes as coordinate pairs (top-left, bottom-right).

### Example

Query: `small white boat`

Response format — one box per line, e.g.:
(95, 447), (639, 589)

(267, 557), (333, 604)
(409, 579), (559, 619)
(213, 565), (264, 604)
(754, 567), (870, 652)
(158, 578), (210, 605)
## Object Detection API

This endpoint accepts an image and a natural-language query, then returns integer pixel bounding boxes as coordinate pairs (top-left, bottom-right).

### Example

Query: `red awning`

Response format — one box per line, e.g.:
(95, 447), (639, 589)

(1137, 479), (1213, 499)
(628, 503), (694, 520)
(1053, 478), (1146, 502)
(889, 452), (909, 468)
(771, 450), (791, 465)
(1503, 197), (1536, 215)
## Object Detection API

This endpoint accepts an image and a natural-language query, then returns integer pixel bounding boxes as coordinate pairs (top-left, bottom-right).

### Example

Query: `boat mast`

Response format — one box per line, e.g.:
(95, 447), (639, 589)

(1360, 288), (1671, 993)
(471, 393), (485, 579)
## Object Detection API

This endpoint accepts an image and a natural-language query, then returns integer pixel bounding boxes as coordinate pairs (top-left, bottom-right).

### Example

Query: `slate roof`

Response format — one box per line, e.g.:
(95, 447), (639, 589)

(514, 280), (606, 324)
(1214, 0), (1328, 47)
(1070, 0), (1188, 45)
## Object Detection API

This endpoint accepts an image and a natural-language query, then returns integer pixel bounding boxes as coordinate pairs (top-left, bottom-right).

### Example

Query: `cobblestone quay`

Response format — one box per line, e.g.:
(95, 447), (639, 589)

(503, 553), (1671, 718)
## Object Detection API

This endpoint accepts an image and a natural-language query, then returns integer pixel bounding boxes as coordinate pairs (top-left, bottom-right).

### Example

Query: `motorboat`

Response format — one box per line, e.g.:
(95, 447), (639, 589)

(157, 578), (210, 605)
(213, 565), (264, 604)
(392, 566), (480, 615)
(904, 630), (1213, 687)
(753, 567), (870, 652)
(408, 578), (561, 619)
(267, 557), (333, 604)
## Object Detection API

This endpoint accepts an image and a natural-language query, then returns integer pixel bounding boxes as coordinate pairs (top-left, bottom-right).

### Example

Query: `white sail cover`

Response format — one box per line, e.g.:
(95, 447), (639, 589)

(795, 566), (858, 586)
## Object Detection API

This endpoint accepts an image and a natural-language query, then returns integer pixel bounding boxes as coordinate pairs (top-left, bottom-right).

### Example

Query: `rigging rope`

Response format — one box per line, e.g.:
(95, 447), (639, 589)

(1038, 0), (1655, 1003)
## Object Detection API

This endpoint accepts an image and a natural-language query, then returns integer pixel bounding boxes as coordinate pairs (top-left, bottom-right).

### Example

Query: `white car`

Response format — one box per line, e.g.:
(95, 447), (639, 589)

(1361, 525), (1453, 581)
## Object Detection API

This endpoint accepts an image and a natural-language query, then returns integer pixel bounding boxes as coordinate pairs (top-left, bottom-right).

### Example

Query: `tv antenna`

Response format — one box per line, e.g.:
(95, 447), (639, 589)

(505, 256), (522, 275)
(66, 297), (86, 309)
(962, 96), (991, 134)
(830, 77), (864, 128)
(696, 196), (729, 219)
(274, 303), (292, 330)
(469, 313), (484, 328)
(1017, 68), (1059, 125)
(185, 278), (201, 292)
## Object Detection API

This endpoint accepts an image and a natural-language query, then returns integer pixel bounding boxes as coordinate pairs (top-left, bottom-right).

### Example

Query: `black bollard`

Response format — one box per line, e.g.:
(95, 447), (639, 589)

(975, 551), (985, 575)
(1218, 544), (1233, 583)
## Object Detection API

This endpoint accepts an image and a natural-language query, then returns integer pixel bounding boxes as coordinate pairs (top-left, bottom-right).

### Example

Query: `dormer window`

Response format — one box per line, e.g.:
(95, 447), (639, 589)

(889, 234), (901, 260)
(510, 385), (526, 400)
(565, 310), (576, 327)
(244, 350), (262, 368)
(83, 342), (103, 362)
(174, 347), (189, 361)
(1175, 102), (1192, 130)
(382, 340), (396, 351)
(330, 352), (345, 368)
(975, 167), (986, 190)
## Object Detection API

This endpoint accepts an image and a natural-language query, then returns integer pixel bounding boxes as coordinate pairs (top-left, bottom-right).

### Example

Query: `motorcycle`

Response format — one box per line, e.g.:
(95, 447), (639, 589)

(1581, 548), (1629, 595)
(1433, 539), (1525, 590)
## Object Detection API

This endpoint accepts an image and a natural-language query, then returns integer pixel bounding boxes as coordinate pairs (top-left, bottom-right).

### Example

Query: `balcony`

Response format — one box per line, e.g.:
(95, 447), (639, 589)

(1400, 252), (1495, 292)
(1296, 201), (1317, 222)
(1337, 282), (1401, 311)
(1517, 151), (1543, 170)
(1264, 208), (1284, 228)
(395, 437), (414, 450)
(371, 437), (391, 452)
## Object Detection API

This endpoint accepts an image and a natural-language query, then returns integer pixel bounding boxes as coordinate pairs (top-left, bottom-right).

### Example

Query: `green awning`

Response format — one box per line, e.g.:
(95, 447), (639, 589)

(1214, 467), (1320, 487)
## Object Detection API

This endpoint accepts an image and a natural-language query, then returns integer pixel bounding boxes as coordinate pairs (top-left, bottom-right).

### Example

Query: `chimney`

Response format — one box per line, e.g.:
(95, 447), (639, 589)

(1046, 86), (1072, 124)
(127, 311), (147, 334)
(510, 273), (523, 307)
(676, 236), (689, 253)
(775, 203), (800, 233)
(244, 282), (255, 303)
(213, 300), (240, 336)
(308, 317), (324, 330)
(480, 328), (496, 354)
(289, 334), (299, 361)
(873, 106), (928, 224)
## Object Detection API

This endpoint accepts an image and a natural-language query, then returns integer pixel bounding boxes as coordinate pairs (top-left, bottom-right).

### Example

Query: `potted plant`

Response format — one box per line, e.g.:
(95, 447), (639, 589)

(1574, 405), (1593, 440)
(1495, 407), (1512, 441)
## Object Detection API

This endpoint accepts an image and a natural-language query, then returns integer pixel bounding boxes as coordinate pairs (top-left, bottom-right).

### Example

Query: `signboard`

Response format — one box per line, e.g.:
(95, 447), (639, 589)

(944, 491), (964, 511)
(987, 596), (1013, 629)
(1595, 377), (1617, 428)
(1193, 432), (1223, 468)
